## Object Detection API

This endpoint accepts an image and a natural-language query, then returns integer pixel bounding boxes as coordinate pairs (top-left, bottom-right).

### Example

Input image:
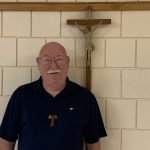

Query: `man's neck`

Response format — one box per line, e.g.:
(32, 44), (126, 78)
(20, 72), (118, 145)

(43, 81), (66, 97)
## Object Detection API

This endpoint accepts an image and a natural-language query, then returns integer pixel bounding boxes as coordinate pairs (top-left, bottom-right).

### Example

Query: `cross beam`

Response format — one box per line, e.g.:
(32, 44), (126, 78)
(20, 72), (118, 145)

(67, 19), (111, 25)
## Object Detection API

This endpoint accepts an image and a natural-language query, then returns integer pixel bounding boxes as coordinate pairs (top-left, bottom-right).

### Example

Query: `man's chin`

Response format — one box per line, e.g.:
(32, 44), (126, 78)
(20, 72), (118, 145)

(46, 76), (62, 84)
(42, 74), (65, 85)
(48, 73), (61, 80)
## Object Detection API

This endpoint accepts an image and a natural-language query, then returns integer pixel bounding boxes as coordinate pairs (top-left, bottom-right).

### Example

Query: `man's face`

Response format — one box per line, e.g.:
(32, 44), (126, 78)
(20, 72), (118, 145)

(37, 43), (70, 87)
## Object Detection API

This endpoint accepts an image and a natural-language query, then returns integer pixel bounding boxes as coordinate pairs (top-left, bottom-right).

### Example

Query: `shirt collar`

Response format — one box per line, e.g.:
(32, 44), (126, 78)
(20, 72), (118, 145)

(33, 76), (73, 97)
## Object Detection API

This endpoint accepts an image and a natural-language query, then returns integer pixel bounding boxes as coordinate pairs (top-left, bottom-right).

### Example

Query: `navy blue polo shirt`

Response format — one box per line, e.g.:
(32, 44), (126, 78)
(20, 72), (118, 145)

(0, 77), (107, 150)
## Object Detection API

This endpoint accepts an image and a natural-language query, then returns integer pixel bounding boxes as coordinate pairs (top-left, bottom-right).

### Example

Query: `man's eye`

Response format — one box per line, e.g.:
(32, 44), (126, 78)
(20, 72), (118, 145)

(43, 59), (50, 61)
(40, 58), (50, 62)
(56, 58), (63, 61)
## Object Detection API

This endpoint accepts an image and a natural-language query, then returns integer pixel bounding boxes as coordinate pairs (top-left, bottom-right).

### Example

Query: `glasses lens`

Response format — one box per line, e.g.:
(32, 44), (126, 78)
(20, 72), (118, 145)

(38, 56), (66, 65)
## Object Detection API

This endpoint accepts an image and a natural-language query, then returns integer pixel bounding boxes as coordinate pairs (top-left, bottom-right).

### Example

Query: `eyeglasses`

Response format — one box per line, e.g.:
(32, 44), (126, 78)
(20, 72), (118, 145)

(38, 56), (67, 65)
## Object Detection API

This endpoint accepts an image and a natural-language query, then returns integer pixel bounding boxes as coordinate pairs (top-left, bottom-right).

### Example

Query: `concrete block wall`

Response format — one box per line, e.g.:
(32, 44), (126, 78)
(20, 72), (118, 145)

(0, 1), (150, 150)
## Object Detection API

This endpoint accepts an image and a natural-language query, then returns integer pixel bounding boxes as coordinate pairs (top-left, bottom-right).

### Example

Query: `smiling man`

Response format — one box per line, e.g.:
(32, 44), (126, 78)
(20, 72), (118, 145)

(0, 42), (107, 150)
(37, 42), (70, 97)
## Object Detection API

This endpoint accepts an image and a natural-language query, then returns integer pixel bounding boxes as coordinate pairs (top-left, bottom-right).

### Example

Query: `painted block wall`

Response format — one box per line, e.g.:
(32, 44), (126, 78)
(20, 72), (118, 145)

(1, 1), (150, 150)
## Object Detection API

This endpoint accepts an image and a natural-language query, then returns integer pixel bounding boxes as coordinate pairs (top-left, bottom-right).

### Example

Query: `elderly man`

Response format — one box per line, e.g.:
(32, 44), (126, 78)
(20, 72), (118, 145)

(0, 42), (106, 150)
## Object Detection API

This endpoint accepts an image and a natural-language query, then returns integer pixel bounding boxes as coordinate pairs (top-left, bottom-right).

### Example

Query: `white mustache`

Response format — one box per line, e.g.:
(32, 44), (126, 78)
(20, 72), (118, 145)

(47, 69), (61, 74)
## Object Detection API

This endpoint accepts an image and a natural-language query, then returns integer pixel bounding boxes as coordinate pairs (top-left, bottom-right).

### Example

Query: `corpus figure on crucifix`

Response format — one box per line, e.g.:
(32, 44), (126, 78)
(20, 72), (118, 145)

(75, 21), (102, 66)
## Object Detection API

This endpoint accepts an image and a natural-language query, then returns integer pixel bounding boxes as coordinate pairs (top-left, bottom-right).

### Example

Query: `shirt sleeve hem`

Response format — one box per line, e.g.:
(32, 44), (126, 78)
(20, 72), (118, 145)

(0, 134), (17, 143)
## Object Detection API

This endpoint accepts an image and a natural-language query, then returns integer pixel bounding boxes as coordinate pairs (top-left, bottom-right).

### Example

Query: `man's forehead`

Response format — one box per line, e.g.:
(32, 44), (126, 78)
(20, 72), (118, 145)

(39, 42), (66, 56)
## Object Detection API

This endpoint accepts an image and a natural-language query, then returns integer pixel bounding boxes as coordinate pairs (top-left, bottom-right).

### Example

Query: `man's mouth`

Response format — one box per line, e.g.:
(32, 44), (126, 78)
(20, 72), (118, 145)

(47, 69), (61, 74)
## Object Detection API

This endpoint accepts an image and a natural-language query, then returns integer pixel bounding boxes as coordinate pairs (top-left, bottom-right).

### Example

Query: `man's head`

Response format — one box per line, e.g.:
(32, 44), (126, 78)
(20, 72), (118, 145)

(37, 42), (70, 88)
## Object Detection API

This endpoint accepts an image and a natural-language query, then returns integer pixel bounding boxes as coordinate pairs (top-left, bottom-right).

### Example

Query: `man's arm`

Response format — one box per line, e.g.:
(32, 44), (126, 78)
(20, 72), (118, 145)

(85, 140), (101, 150)
(0, 138), (15, 150)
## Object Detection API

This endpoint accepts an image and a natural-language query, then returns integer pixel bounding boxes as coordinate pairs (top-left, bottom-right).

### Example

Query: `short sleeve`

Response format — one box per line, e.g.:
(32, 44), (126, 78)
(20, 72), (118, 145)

(0, 90), (20, 142)
(84, 94), (107, 144)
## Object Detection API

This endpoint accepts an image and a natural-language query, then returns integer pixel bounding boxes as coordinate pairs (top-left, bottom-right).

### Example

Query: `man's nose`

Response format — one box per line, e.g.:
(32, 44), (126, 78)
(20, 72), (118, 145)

(49, 58), (58, 66)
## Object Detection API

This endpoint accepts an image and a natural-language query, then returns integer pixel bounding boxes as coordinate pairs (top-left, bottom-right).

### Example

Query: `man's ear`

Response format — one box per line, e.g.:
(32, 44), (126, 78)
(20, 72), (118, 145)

(67, 56), (70, 63)
(36, 57), (39, 66)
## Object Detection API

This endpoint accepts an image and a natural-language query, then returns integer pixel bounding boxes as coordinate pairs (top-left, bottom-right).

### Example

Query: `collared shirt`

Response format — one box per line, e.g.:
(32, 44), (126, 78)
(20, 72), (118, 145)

(0, 77), (107, 150)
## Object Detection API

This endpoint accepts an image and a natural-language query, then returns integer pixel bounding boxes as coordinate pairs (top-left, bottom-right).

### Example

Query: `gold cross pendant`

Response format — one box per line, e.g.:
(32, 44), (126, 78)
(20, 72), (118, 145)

(48, 114), (58, 127)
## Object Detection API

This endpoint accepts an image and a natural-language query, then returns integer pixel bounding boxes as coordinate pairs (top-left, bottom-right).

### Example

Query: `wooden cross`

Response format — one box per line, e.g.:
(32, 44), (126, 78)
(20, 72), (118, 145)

(67, 8), (111, 90)
(48, 114), (58, 127)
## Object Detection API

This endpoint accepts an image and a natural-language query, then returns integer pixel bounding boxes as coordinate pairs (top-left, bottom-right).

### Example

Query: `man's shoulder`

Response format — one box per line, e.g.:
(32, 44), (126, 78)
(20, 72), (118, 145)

(68, 80), (95, 97)
(69, 80), (86, 91)
(13, 79), (39, 94)
(68, 80), (98, 108)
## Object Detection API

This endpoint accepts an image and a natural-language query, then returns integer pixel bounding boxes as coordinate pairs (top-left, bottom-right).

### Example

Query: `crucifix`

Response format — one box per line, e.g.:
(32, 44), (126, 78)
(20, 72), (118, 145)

(48, 113), (58, 127)
(67, 8), (111, 90)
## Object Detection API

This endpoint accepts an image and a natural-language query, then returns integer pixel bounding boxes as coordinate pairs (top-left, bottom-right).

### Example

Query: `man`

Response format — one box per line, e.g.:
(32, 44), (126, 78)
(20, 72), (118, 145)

(0, 42), (107, 150)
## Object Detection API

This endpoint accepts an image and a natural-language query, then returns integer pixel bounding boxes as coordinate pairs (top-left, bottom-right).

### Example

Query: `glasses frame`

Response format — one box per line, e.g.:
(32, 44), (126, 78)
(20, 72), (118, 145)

(37, 56), (67, 65)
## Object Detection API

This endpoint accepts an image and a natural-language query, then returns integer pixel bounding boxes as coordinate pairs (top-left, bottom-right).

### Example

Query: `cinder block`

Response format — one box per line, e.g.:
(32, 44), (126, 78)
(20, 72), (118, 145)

(122, 130), (150, 150)
(3, 67), (31, 95)
(32, 12), (60, 37)
(0, 38), (16, 66)
(137, 101), (150, 129)
(68, 68), (85, 87)
(0, 96), (10, 123)
(76, 39), (105, 67)
(107, 99), (136, 128)
(17, 38), (45, 66)
(92, 11), (121, 37)
(62, 11), (121, 37)
(46, 38), (75, 67)
(122, 11), (150, 37)
(137, 39), (150, 67)
(91, 39), (105, 67)
(91, 69), (120, 98)
(106, 39), (135, 67)
(101, 129), (121, 150)
(0, 12), (2, 36)
(61, 11), (86, 37)
(97, 98), (106, 125)
(3, 12), (30, 37)
(32, 67), (40, 82)
(75, 39), (86, 67)
(122, 70), (150, 98)
(0, 68), (2, 95)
